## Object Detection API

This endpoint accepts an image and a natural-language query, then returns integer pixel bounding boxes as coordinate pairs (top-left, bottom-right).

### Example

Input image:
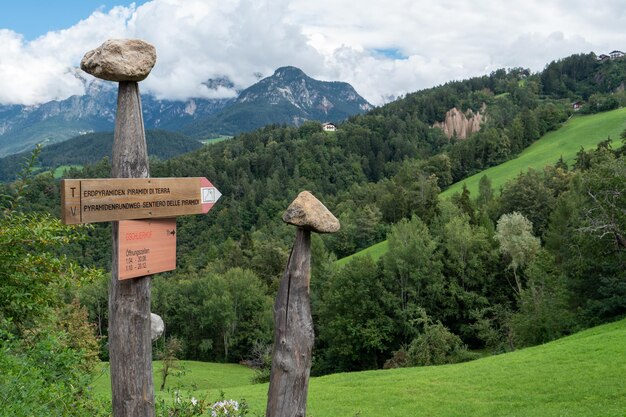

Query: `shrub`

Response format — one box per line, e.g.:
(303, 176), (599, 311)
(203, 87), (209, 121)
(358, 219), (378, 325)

(386, 315), (479, 368)
(0, 152), (106, 416)
(383, 346), (409, 369)
(154, 391), (248, 417)
(407, 321), (472, 366)
(0, 332), (110, 417)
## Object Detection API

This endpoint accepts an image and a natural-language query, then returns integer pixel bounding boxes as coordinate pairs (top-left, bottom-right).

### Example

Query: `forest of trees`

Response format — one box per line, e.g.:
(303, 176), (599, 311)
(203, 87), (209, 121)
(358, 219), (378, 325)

(0, 130), (204, 182)
(1, 52), (625, 400)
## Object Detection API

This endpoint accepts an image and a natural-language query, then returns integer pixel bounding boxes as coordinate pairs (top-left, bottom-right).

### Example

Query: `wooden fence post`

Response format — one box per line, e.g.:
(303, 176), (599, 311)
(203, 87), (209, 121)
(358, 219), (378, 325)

(81, 39), (157, 417)
(266, 192), (339, 417)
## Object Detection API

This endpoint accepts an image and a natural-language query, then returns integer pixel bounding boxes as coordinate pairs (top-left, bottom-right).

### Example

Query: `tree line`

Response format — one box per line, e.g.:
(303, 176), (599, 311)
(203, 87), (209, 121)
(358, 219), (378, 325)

(1, 54), (625, 376)
(312, 141), (626, 373)
(0, 130), (203, 182)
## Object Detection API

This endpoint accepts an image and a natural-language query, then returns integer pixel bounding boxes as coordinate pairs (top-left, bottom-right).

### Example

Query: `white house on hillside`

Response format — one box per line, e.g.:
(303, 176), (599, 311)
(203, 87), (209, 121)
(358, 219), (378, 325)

(322, 122), (337, 132)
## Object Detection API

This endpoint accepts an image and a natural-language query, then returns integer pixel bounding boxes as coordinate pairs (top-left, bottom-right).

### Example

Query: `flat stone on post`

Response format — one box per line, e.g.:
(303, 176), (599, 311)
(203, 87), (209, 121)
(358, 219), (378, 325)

(282, 191), (340, 233)
(81, 39), (157, 82)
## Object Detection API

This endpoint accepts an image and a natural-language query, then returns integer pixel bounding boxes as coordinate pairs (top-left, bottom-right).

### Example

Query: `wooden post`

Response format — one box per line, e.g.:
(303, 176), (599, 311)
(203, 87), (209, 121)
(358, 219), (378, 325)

(267, 191), (339, 417)
(76, 40), (222, 416)
(109, 81), (155, 417)
(266, 228), (313, 417)
(80, 39), (158, 417)
(111, 82), (150, 179)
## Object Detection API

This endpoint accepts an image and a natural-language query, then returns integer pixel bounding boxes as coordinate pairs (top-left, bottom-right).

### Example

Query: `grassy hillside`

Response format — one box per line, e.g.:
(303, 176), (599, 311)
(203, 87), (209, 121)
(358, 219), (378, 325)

(442, 107), (626, 198)
(52, 164), (82, 178)
(90, 318), (626, 416)
(339, 107), (626, 265)
(89, 361), (255, 400)
(335, 240), (388, 267)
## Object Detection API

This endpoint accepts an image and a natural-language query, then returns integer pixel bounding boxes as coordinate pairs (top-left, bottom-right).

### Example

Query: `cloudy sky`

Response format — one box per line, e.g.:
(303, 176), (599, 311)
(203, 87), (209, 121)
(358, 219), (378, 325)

(1, 0), (625, 106)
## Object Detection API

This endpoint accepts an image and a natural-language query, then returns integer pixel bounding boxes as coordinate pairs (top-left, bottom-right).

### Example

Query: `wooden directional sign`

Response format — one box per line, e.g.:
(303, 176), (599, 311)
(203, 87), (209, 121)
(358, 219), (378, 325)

(61, 177), (221, 224)
(118, 218), (177, 280)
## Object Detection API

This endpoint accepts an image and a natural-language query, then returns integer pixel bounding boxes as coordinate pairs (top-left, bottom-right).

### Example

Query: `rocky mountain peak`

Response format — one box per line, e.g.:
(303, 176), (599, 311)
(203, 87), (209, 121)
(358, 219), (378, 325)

(237, 66), (371, 113)
(273, 66), (307, 80)
(183, 66), (372, 137)
(203, 76), (236, 91)
(0, 66), (371, 156)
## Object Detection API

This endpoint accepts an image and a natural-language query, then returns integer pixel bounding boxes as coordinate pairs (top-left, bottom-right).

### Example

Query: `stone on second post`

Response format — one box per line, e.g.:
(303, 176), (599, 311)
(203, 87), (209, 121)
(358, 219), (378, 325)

(81, 39), (157, 82)
(282, 191), (340, 233)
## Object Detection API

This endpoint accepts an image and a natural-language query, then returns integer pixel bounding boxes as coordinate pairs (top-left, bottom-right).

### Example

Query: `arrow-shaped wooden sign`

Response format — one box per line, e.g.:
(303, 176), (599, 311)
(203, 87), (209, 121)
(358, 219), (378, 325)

(118, 218), (177, 280)
(61, 177), (221, 225)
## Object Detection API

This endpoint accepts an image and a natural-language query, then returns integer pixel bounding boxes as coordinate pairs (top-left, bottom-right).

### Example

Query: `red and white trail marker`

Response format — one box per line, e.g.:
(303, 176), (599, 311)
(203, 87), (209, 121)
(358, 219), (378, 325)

(200, 177), (222, 214)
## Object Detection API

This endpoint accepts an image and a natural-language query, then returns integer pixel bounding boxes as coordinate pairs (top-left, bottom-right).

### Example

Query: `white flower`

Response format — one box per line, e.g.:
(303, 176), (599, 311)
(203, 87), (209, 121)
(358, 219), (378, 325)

(210, 400), (240, 416)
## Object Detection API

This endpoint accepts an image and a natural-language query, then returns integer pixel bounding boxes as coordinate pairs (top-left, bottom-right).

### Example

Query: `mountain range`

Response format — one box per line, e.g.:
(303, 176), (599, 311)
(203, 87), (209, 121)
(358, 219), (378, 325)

(181, 66), (373, 138)
(0, 67), (372, 157)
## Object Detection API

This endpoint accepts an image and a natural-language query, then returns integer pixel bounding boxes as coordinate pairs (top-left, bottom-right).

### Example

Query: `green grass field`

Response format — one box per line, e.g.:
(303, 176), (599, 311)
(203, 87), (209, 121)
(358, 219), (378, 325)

(200, 135), (233, 145)
(52, 164), (82, 178)
(335, 240), (389, 267)
(442, 107), (626, 198)
(338, 107), (626, 265)
(89, 360), (255, 401)
(91, 318), (626, 416)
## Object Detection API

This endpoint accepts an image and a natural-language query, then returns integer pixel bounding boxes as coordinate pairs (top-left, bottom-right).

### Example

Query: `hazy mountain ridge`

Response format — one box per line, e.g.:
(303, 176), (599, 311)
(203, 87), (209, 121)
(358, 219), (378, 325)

(0, 67), (371, 156)
(182, 66), (373, 137)
(238, 66), (371, 115)
(0, 130), (203, 182)
(0, 72), (233, 157)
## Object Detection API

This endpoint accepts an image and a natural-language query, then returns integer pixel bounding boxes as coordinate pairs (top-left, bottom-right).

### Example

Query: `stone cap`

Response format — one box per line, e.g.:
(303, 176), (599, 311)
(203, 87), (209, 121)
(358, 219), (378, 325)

(81, 39), (157, 82)
(282, 191), (340, 233)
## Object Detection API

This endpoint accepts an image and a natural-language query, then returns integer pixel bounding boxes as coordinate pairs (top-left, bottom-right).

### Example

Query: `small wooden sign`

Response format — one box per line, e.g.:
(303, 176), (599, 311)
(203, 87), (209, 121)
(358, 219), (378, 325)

(61, 177), (221, 224)
(118, 218), (177, 280)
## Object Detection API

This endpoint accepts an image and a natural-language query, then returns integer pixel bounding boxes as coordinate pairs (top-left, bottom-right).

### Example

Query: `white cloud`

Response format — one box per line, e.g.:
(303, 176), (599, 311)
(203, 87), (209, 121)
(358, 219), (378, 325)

(133, 0), (324, 100)
(1, 0), (626, 106)
(0, 6), (133, 105)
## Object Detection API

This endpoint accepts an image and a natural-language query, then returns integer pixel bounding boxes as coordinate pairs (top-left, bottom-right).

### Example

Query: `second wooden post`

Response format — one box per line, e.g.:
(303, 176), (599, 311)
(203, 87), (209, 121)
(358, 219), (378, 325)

(266, 191), (339, 417)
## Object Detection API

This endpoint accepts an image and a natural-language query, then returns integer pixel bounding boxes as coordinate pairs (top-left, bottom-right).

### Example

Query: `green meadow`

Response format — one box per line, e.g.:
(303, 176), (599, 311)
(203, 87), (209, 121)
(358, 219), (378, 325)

(442, 107), (626, 198)
(52, 164), (82, 178)
(91, 318), (626, 416)
(335, 240), (388, 267)
(89, 361), (255, 400)
(200, 135), (233, 145)
(338, 107), (626, 265)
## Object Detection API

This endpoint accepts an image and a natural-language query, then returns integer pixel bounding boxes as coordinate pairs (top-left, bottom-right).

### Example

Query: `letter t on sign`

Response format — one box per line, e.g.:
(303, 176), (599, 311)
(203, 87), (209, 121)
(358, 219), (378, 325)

(61, 179), (81, 224)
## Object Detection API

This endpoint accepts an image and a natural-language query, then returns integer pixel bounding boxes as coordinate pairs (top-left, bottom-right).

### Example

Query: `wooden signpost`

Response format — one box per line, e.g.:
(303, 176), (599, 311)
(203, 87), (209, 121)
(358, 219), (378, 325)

(118, 218), (177, 280)
(61, 177), (221, 224)
(60, 177), (220, 280)
(60, 177), (221, 279)
(73, 39), (222, 417)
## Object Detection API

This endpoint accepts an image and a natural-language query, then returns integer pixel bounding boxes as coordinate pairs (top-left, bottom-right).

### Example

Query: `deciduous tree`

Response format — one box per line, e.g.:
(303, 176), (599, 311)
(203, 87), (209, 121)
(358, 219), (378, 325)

(494, 212), (541, 295)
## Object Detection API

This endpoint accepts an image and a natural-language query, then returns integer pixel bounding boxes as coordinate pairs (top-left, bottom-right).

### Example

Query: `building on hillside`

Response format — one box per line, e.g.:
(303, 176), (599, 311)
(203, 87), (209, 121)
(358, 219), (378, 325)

(597, 54), (611, 62)
(610, 50), (625, 59)
(572, 101), (584, 111)
(322, 122), (337, 132)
